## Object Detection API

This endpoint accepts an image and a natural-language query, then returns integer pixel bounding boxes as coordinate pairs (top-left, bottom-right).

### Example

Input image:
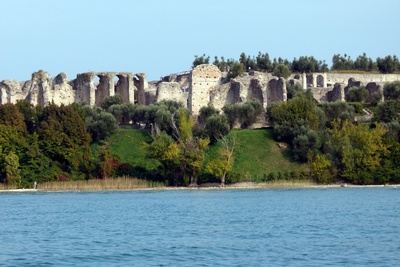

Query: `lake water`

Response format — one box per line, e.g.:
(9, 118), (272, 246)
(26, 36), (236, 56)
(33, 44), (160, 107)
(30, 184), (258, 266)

(1, 187), (399, 266)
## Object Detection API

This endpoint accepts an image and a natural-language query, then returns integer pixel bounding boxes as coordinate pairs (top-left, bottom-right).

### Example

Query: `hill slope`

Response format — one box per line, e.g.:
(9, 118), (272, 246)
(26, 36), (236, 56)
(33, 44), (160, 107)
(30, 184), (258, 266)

(105, 128), (306, 181)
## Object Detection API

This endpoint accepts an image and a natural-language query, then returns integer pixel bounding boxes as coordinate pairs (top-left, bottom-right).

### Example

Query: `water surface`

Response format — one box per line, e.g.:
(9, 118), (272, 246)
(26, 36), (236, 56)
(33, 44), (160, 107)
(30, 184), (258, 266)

(1, 187), (399, 266)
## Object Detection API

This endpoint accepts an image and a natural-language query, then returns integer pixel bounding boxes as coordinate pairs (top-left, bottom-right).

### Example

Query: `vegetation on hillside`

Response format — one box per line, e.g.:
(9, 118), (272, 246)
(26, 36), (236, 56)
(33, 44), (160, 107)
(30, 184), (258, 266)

(1, 58), (400, 188)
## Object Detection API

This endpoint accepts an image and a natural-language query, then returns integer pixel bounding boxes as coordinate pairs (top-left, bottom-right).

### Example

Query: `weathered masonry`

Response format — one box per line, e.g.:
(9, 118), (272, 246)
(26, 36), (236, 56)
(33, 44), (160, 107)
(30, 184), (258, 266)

(0, 70), (147, 106)
(2, 66), (400, 116)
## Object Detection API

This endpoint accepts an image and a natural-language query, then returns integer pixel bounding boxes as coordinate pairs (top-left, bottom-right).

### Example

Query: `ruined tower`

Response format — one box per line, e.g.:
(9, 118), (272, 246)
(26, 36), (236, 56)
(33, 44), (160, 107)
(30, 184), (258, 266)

(188, 64), (221, 116)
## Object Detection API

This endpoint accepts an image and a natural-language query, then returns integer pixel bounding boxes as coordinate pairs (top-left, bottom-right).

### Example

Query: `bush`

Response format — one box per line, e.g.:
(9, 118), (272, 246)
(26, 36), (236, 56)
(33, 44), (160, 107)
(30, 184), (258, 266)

(205, 114), (229, 143)
(273, 64), (291, 79)
(346, 86), (368, 102)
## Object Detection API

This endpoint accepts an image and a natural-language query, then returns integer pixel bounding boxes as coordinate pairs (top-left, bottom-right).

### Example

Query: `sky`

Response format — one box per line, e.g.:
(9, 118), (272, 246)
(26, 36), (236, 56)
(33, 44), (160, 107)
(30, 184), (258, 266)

(1, 0), (399, 82)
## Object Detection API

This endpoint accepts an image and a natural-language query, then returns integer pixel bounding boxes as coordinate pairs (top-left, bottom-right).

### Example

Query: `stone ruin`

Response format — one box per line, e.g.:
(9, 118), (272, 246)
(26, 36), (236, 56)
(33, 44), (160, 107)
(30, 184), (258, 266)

(1, 65), (400, 119)
(0, 70), (147, 107)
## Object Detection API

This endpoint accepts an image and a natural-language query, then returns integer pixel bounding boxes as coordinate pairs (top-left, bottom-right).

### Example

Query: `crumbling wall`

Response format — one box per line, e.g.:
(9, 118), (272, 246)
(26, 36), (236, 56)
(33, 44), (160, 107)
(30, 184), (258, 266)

(327, 83), (345, 102)
(49, 72), (75, 105)
(366, 82), (384, 103)
(248, 79), (264, 106)
(0, 71), (144, 107)
(156, 82), (187, 105)
(267, 78), (286, 106)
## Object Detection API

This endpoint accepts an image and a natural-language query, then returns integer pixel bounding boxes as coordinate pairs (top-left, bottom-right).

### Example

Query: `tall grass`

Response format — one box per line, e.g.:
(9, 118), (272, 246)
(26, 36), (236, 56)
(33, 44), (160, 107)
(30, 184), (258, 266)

(39, 176), (165, 191)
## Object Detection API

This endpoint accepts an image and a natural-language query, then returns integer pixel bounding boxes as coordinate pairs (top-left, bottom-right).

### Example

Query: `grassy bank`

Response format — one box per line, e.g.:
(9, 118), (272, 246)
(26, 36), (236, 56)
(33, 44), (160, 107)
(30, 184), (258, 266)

(38, 177), (165, 191)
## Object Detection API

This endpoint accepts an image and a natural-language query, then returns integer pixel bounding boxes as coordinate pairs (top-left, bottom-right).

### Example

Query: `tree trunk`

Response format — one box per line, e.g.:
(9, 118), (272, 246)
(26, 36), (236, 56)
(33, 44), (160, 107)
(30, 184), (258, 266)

(189, 174), (198, 187)
(220, 173), (226, 187)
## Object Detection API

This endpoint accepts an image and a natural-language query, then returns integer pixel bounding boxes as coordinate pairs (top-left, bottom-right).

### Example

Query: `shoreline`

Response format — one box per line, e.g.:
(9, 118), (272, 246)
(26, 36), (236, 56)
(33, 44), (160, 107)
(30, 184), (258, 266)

(0, 182), (398, 193)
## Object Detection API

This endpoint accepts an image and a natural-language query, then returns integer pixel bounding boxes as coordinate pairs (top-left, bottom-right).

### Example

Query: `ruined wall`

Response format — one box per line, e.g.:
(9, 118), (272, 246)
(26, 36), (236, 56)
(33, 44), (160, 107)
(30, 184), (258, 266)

(326, 73), (400, 86)
(189, 64), (221, 115)
(3, 68), (400, 113)
(156, 82), (188, 105)
(267, 78), (287, 106)
(0, 71), (145, 107)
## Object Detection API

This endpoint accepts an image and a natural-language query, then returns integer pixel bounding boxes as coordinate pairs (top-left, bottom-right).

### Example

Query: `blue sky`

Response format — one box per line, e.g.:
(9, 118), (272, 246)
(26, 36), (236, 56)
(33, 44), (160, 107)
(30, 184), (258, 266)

(1, 0), (399, 82)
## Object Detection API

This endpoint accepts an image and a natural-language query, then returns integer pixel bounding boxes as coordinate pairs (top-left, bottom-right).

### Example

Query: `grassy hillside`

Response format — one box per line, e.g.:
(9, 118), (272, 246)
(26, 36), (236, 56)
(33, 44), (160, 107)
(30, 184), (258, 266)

(206, 129), (307, 181)
(97, 128), (160, 170)
(105, 128), (306, 180)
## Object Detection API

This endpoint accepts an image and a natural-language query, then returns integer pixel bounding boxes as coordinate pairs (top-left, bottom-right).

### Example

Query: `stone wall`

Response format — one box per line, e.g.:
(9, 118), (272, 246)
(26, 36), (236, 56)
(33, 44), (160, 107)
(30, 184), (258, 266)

(2, 67), (400, 114)
(189, 64), (221, 115)
(0, 71), (146, 107)
(156, 82), (188, 105)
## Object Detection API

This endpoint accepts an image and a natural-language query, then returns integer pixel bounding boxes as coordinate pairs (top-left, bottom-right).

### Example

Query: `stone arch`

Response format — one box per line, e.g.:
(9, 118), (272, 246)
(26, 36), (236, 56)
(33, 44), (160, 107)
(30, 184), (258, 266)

(316, 74), (324, 87)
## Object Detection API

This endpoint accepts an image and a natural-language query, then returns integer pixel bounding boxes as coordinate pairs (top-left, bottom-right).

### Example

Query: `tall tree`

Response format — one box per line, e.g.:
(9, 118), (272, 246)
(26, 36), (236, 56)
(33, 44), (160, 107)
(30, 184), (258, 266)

(328, 120), (389, 183)
(205, 135), (236, 187)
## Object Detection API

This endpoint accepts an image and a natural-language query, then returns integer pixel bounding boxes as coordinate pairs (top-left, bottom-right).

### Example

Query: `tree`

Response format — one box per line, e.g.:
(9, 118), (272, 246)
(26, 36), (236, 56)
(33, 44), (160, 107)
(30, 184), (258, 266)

(310, 154), (334, 184)
(346, 86), (368, 102)
(383, 81), (400, 100)
(256, 52), (272, 71)
(227, 61), (245, 79)
(16, 100), (39, 134)
(237, 99), (264, 128)
(37, 104), (92, 173)
(192, 54), (210, 68)
(375, 100), (400, 122)
(205, 114), (230, 143)
(331, 54), (353, 70)
(223, 104), (239, 129)
(0, 103), (27, 134)
(292, 130), (319, 162)
(4, 151), (21, 188)
(328, 120), (389, 183)
(353, 53), (376, 71)
(83, 105), (117, 142)
(377, 55), (399, 73)
(286, 82), (304, 99)
(146, 132), (180, 184)
(176, 109), (209, 186)
(319, 101), (355, 127)
(198, 105), (220, 126)
(205, 135), (236, 186)
(101, 94), (123, 110)
(291, 56), (323, 73)
(273, 64), (291, 79)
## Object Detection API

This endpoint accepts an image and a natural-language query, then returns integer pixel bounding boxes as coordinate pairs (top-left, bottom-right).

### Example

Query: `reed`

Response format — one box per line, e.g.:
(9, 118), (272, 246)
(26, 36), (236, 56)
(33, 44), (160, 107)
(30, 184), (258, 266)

(39, 176), (166, 191)
(244, 180), (318, 188)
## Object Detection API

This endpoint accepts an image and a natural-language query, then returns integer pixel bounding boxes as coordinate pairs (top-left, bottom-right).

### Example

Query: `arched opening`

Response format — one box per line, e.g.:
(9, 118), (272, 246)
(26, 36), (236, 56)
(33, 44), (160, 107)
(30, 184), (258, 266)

(93, 76), (100, 86)
(317, 75), (324, 87)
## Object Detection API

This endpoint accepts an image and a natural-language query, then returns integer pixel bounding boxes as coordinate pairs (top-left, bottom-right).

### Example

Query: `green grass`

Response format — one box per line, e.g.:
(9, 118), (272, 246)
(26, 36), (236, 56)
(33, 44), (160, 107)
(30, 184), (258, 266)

(206, 129), (307, 180)
(105, 128), (306, 181)
(99, 128), (160, 170)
